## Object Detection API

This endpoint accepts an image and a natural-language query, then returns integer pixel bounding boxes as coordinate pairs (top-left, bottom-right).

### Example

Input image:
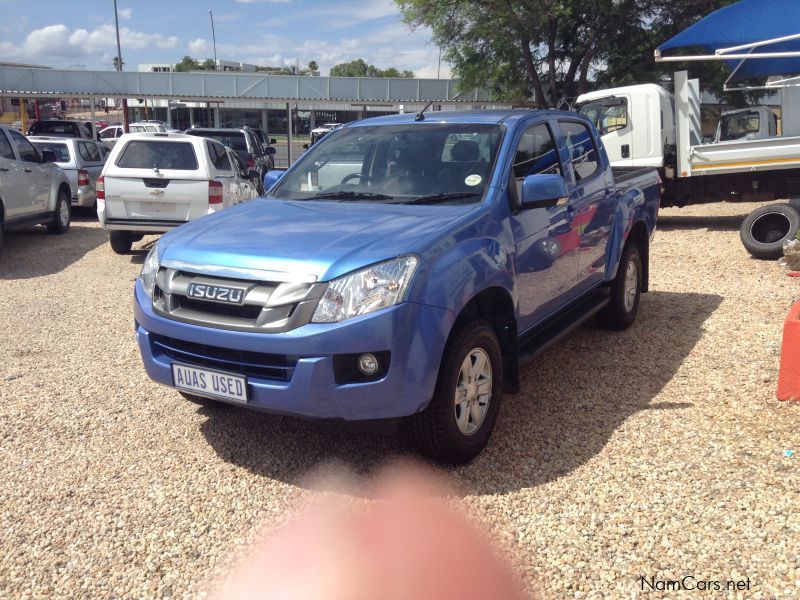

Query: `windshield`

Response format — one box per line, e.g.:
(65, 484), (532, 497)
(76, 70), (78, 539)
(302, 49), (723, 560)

(719, 111), (760, 141)
(577, 99), (628, 135)
(272, 124), (504, 204)
(187, 130), (248, 152)
(116, 141), (199, 170)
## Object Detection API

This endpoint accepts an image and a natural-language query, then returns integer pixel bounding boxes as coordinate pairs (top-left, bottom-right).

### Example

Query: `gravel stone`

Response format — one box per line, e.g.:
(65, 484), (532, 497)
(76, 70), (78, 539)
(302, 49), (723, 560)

(1, 203), (799, 598)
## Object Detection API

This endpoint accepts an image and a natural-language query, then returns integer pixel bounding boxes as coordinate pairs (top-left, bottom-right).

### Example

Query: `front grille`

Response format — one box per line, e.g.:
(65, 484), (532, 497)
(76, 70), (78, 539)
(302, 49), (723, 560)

(151, 333), (297, 381)
(152, 268), (324, 333)
(177, 296), (263, 320)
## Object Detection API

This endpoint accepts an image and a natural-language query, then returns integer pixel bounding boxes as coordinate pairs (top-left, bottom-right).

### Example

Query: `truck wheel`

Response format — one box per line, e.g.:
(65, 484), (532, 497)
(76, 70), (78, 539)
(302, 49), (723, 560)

(46, 189), (71, 234)
(740, 203), (800, 260)
(411, 319), (503, 464)
(598, 242), (641, 330)
(109, 231), (133, 254)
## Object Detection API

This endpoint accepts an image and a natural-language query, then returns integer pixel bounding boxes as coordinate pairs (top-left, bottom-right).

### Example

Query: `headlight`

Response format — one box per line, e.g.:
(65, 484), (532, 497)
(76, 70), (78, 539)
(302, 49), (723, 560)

(140, 243), (160, 299)
(312, 256), (418, 323)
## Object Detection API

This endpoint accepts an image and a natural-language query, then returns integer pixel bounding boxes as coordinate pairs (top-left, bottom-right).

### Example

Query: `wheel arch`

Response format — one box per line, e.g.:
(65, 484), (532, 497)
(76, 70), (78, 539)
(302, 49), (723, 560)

(449, 286), (519, 394)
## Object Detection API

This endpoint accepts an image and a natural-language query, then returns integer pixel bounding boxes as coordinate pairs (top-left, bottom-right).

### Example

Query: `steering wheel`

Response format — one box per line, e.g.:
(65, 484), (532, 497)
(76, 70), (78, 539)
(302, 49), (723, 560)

(340, 173), (373, 185)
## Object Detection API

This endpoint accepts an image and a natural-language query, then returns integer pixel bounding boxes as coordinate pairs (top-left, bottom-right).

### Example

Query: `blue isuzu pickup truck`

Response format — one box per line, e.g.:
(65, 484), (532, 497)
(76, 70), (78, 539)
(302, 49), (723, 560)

(134, 109), (660, 463)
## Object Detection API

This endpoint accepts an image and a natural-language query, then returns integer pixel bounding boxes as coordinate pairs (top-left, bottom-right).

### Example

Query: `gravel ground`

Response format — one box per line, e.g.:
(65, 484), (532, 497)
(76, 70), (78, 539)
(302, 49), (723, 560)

(1, 202), (798, 598)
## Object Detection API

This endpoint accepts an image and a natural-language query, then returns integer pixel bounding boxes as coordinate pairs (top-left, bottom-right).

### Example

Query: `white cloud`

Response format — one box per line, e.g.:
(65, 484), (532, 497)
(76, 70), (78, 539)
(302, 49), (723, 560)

(0, 22), (178, 66)
(118, 7), (133, 20)
(188, 38), (209, 56)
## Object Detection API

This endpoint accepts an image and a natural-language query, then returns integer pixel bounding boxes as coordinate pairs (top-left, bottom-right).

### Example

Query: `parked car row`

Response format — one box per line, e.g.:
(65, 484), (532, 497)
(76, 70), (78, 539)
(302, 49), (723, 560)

(0, 125), (264, 251)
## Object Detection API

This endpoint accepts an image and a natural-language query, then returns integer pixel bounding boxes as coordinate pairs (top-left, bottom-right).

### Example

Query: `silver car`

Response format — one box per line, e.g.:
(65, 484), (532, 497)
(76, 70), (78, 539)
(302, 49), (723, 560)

(29, 137), (106, 208)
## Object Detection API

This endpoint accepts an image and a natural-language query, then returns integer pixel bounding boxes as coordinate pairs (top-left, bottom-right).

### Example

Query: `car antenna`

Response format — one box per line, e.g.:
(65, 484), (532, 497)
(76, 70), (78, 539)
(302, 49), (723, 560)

(415, 100), (435, 121)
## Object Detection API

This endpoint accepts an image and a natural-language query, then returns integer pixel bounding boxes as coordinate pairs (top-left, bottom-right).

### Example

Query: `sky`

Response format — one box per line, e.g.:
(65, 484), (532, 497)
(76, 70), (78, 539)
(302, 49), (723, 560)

(0, 0), (450, 78)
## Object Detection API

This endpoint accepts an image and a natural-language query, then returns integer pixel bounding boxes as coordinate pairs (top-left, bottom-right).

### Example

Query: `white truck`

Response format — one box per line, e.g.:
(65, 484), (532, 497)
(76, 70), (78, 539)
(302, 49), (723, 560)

(576, 71), (800, 258)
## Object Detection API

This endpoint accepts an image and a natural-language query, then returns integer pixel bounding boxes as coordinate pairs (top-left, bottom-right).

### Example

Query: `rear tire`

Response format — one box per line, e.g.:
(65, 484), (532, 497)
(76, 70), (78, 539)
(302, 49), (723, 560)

(740, 203), (800, 260)
(410, 319), (503, 464)
(598, 242), (642, 330)
(109, 231), (133, 254)
(46, 189), (71, 234)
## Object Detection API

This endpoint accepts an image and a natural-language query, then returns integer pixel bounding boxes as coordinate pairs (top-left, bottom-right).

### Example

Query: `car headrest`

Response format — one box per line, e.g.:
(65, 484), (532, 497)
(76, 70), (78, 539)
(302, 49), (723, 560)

(451, 140), (480, 162)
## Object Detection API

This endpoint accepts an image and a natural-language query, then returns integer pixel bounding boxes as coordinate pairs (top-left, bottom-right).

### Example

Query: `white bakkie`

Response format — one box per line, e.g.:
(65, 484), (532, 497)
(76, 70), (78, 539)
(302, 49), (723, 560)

(97, 132), (259, 254)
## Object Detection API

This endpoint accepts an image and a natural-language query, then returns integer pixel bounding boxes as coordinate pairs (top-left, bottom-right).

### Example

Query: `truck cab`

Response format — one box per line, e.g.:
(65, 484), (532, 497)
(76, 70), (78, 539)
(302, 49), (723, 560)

(576, 84), (675, 169)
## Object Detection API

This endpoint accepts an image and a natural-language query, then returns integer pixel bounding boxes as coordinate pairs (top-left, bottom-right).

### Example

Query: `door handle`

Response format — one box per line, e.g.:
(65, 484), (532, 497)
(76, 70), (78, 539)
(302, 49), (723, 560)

(24, 168), (32, 173)
(0, 167), (9, 172)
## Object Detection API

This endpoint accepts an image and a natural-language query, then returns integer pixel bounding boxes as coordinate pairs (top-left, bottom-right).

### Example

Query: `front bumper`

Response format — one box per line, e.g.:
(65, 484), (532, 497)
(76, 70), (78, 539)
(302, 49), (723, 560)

(134, 280), (453, 420)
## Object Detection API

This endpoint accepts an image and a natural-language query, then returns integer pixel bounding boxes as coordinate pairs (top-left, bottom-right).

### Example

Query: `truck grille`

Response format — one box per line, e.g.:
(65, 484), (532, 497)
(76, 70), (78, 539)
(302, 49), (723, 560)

(152, 268), (324, 333)
(151, 333), (298, 381)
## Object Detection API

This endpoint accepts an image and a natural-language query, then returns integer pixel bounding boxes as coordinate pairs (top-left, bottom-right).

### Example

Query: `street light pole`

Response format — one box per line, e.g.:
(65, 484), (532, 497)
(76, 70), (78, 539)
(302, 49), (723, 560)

(113, 0), (129, 132)
(208, 10), (218, 70)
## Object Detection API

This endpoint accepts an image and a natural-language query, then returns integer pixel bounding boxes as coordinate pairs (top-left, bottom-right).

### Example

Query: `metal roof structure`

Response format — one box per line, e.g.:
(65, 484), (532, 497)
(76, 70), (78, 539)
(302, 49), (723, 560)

(0, 66), (491, 103)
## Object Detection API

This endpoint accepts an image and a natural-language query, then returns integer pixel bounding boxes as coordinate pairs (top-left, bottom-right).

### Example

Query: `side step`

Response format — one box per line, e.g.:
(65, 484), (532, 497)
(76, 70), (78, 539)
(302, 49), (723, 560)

(518, 289), (610, 366)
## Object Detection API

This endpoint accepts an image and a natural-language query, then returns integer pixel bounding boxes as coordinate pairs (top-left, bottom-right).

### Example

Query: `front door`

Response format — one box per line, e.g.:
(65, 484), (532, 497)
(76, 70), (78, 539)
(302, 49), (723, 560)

(509, 121), (579, 332)
(7, 129), (50, 214)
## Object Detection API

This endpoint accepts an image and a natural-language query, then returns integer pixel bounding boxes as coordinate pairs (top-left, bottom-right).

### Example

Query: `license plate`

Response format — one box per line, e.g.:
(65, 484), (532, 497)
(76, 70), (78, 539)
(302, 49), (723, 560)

(172, 363), (248, 403)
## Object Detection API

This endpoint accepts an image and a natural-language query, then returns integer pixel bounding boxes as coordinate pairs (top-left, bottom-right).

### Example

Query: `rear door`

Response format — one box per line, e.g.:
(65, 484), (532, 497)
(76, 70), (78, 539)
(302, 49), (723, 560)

(509, 120), (580, 331)
(557, 119), (616, 290)
(7, 129), (50, 213)
(104, 138), (210, 223)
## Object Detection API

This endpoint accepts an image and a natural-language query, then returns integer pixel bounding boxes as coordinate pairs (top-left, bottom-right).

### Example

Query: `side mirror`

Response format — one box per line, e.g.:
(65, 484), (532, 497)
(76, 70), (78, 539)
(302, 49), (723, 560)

(41, 150), (57, 163)
(270, 138), (277, 144)
(302, 143), (309, 150)
(521, 174), (568, 209)
(265, 146), (276, 155)
(263, 169), (286, 192)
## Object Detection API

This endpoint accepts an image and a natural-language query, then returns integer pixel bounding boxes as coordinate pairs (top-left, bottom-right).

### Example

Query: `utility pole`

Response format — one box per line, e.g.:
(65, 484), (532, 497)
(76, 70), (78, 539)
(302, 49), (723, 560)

(209, 10), (218, 70)
(113, 0), (129, 132)
(437, 47), (442, 79)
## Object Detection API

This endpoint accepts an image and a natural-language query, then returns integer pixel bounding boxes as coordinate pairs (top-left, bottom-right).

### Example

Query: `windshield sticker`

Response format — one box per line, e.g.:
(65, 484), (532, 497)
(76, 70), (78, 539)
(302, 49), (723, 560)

(465, 174), (482, 186)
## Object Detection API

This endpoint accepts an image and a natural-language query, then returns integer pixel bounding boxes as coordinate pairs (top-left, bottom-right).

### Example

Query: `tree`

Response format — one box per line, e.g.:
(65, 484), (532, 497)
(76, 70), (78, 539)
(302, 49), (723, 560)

(396, 0), (737, 106)
(200, 58), (217, 71)
(330, 58), (414, 78)
(112, 56), (124, 71)
(308, 61), (319, 72)
(174, 55), (199, 72)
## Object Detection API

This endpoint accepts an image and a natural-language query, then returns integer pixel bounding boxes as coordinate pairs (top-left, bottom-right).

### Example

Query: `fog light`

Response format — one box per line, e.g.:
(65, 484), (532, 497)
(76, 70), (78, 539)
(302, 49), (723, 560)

(358, 353), (379, 376)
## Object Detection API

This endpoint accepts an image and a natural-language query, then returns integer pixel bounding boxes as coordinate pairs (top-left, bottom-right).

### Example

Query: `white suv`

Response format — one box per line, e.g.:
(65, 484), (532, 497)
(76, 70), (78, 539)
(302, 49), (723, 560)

(97, 132), (259, 254)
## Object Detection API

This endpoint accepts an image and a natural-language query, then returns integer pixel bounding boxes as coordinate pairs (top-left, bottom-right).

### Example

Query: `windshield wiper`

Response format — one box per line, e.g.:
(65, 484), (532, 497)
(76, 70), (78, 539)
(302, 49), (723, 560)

(302, 191), (393, 201)
(392, 192), (481, 205)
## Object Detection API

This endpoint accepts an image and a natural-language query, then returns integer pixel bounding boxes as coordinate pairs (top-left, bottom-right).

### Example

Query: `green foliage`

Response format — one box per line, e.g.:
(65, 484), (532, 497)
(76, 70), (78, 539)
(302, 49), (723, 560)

(397, 0), (743, 106)
(174, 55), (200, 72)
(330, 58), (414, 78)
(308, 61), (319, 72)
(200, 58), (217, 71)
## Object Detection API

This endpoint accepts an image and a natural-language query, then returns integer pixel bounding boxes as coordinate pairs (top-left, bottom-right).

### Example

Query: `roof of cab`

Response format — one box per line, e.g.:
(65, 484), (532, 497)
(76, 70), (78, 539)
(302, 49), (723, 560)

(347, 109), (563, 128)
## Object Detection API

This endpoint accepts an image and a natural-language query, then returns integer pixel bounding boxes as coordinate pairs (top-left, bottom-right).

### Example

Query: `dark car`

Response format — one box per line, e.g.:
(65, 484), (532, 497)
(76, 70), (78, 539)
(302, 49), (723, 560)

(185, 127), (274, 192)
(28, 120), (93, 139)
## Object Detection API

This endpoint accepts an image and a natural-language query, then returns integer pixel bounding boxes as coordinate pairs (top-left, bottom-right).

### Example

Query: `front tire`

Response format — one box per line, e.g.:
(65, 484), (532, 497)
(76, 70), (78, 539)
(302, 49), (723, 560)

(411, 319), (503, 464)
(46, 189), (71, 234)
(598, 242), (642, 330)
(109, 231), (133, 254)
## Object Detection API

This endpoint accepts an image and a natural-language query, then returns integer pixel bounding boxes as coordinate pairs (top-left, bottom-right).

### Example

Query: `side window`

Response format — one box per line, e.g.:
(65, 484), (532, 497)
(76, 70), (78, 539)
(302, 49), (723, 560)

(78, 141), (101, 163)
(8, 130), (40, 163)
(0, 131), (15, 160)
(512, 123), (561, 190)
(207, 141), (232, 171)
(559, 121), (599, 181)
